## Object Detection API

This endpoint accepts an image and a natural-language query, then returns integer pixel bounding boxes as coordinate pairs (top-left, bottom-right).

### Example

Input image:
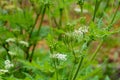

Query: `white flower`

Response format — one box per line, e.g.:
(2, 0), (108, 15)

(73, 29), (83, 36)
(74, 7), (81, 12)
(8, 51), (16, 55)
(65, 26), (88, 42)
(6, 38), (16, 43)
(80, 26), (88, 33)
(4, 60), (10, 65)
(73, 26), (88, 36)
(74, 7), (88, 13)
(19, 41), (29, 47)
(50, 53), (67, 61)
(4, 60), (14, 69)
(0, 69), (8, 73)
(77, 26), (88, 33)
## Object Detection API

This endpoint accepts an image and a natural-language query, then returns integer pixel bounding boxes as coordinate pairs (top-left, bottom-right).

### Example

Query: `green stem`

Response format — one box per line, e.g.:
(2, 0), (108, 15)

(69, 63), (75, 80)
(29, 6), (43, 39)
(37, 6), (46, 34)
(90, 40), (103, 61)
(49, 7), (59, 27)
(26, 11), (41, 60)
(3, 44), (11, 60)
(110, 2), (120, 25)
(58, 8), (63, 40)
(100, 0), (109, 18)
(55, 60), (59, 80)
(25, 4), (43, 60)
(50, 10), (59, 27)
(72, 57), (84, 80)
(59, 8), (63, 28)
(29, 5), (46, 62)
(52, 59), (59, 80)
(80, 4), (83, 15)
(64, 36), (76, 80)
(71, 40), (90, 80)
(64, 1), (69, 22)
(68, 45), (76, 80)
(70, 40), (76, 60)
(77, 0), (84, 16)
(107, 2), (120, 30)
(92, 0), (102, 21)
(90, 2), (120, 61)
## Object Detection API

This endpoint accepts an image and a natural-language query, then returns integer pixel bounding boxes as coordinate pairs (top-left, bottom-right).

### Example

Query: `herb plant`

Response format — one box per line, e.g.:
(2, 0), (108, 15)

(0, 0), (120, 80)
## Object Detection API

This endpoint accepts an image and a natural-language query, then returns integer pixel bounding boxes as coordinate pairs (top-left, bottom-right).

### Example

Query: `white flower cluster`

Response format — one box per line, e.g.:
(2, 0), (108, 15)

(66, 26), (88, 39)
(50, 53), (67, 61)
(0, 69), (8, 73)
(0, 60), (14, 74)
(4, 60), (14, 69)
(19, 41), (29, 47)
(5, 38), (29, 47)
(6, 38), (16, 43)
(73, 26), (88, 36)
(8, 51), (16, 55)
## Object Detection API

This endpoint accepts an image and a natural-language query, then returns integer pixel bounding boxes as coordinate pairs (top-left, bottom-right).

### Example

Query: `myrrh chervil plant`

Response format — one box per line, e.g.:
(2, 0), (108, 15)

(0, 0), (120, 80)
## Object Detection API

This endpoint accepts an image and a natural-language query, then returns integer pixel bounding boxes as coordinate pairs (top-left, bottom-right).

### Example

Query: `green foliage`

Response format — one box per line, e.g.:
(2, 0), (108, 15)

(0, 0), (120, 80)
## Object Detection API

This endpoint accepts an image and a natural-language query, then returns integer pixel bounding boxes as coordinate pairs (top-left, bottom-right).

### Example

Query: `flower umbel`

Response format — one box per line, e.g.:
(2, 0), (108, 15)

(19, 41), (29, 47)
(66, 26), (88, 38)
(8, 51), (16, 55)
(50, 53), (67, 61)
(0, 69), (8, 74)
(73, 26), (88, 36)
(4, 60), (14, 69)
(6, 38), (16, 43)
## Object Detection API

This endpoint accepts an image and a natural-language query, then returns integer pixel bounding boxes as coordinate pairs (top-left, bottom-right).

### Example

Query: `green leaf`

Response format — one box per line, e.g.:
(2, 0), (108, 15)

(104, 75), (110, 80)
